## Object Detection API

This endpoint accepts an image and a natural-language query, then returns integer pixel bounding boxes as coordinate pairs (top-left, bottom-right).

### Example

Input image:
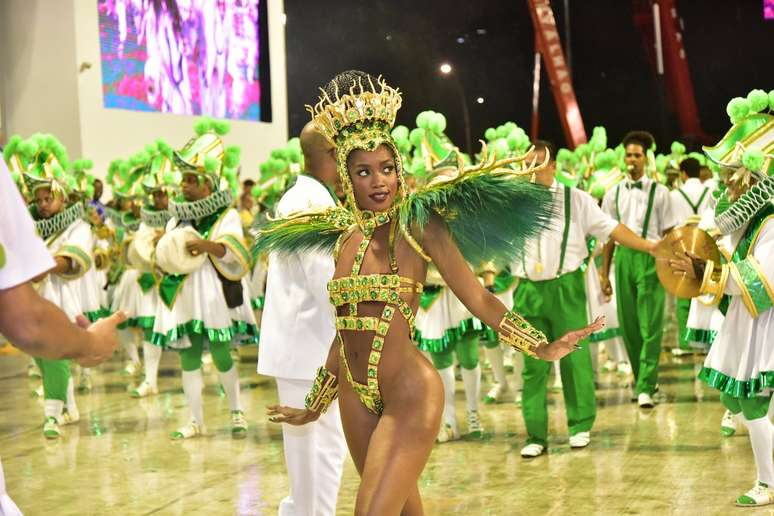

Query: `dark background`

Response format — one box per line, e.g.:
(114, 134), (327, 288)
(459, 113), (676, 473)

(283, 0), (773, 153)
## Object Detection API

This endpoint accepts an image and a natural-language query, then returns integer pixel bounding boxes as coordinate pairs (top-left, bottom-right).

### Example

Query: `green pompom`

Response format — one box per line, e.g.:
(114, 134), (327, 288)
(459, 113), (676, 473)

(415, 111), (431, 129)
(223, 146), (241, 168)
(432, 113), (447, 133)
(747, 89), (769, 113)
(223, 167), (237, 181)
(556, 148), (573, 163)
(85, 184), (94, 198)
(590, 183), (605, 199)
(493, 138), (509, 158)
(391, 125), (409, 142)
(212, 120), (231, 136)
(163, 171), (176, 184)
(194, 117), (213, 135)
(3, 135), (21, 161)
(726, 97), (751, 123)
(575, 143), (591, 158)
(409, 128), (425, 147)
(670, 141), (686, 155)
(18, 141), (39, 160)
(203, 156), (219, 174)
(484, 128), (497, 141)
(495, 125), (509, 139)
(742, 148), (765, 172)
(769, 90), (774, 111)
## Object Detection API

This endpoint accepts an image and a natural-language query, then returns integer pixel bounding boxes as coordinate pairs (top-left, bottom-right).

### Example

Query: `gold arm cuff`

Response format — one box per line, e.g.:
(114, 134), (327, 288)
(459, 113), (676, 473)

(304, 366), (339, 414)
(497, 311), (546, 358)
(699, 260), (728, 306)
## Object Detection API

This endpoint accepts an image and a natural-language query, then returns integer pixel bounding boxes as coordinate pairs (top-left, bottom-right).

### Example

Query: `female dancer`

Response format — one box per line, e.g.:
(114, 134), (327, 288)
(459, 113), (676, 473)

(259, 73), (603, 514)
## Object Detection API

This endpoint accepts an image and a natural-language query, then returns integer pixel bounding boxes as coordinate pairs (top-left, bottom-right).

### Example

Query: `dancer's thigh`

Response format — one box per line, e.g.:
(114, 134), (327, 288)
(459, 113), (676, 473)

(338, 373), (380, 476)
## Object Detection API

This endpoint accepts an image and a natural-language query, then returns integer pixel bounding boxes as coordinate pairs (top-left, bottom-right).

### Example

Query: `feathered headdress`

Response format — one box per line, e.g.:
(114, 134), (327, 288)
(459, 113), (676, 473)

(174, 117), (241, 195)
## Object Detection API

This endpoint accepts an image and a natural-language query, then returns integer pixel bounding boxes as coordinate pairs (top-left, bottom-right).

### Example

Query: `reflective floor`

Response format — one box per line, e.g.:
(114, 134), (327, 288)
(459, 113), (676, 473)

(0, 346), (763, 515)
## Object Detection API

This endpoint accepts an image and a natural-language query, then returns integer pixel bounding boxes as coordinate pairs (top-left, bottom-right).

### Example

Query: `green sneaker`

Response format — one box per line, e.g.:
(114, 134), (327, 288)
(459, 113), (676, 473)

(170, 420), (204, 440)
(720, 410), (737, 437)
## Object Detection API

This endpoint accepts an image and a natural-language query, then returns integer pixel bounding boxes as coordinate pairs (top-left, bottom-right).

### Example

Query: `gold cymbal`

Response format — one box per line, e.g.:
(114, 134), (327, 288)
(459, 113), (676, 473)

(654, 225), (721, 298)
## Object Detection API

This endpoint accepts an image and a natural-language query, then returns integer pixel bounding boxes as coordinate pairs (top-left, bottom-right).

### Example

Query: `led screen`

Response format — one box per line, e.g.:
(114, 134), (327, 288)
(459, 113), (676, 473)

(98, 0), (271, 121)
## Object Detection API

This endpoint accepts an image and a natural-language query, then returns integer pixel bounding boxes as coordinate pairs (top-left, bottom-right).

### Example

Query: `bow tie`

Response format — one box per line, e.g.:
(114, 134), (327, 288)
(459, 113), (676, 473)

(627, 181), (643, 190)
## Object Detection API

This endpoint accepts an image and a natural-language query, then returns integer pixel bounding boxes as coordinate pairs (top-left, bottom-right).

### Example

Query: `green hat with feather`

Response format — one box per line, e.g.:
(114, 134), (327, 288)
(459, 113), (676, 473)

(142, 139), (181, 195)
(705, 88), (774, 234)
(174, 117), (241, 195)
(19, 133), (72, 199)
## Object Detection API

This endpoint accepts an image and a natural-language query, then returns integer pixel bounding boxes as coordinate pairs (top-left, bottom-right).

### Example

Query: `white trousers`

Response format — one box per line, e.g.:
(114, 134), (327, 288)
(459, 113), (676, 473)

(0, 458), (22, 516)
(276, 377), (347, 516)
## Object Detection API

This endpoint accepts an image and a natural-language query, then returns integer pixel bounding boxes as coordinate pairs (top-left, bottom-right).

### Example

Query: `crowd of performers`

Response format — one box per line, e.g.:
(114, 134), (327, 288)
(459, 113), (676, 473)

(4, 77), (774, 509)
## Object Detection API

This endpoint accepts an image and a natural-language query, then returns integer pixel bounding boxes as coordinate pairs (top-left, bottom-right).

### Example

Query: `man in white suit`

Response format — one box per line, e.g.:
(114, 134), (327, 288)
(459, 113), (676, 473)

(258, 120), (346, 516)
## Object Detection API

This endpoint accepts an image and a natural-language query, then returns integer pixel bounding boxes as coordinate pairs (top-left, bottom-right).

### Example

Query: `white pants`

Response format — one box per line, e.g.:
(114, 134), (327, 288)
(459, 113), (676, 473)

(276, 377), (347, 516)
(0, 458), (22, 516)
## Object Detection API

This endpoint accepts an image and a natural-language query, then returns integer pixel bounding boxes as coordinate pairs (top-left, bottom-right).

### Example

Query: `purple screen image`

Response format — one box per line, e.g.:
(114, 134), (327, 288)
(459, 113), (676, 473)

(766, 0), (774, 19)
(98, 0), (265, 121)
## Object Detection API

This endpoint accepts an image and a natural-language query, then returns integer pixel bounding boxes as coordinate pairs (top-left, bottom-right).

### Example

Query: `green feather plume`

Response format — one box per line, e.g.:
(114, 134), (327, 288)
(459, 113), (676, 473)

(398, 163), (555, 267)
(251, 207), (355, 259)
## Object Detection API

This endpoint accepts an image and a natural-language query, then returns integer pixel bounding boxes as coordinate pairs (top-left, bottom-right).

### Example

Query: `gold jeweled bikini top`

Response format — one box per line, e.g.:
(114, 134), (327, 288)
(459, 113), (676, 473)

(326, 210), (423, 415)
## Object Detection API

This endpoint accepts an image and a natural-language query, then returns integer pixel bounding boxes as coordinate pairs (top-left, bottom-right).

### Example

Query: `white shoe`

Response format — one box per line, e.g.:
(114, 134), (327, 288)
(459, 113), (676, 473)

(720, 409), (738, 437)
(121, 361), (141, 377)
(569, 431), (590, 448)
(43, 417), (61, 439)
(601, 360), (616, 373)
(736, 482), (774, 507)
(671, 347), (693, 357)
(520, 443), (545, 458)
(617, 362), (632, 376)
(638, 392), (655, 408)
(436, 422), (460, 443)
(467, 410), (484, 438)
(170, 420), (205, 440)
(231, 410), (248, 439)
(130, 380), (158, 398)
(514, 390), (523, 407)
(484, 383), (514, 404)
(61, 409), (79, 425)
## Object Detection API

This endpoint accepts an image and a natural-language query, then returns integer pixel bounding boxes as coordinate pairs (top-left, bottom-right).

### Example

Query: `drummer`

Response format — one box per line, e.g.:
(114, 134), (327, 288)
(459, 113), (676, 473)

(600, 131), (677, 408)
(150, 119), (257, 440)
(514, 140), (657, 458)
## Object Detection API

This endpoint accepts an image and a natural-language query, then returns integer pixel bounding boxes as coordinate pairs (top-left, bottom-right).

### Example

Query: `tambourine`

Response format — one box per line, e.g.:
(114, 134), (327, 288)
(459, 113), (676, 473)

(155, 226), (207, 275)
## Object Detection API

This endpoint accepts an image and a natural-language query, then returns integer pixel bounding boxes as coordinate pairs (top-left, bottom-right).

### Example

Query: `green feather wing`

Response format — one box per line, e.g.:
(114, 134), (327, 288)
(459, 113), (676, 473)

(251, 207), (355, 258)
(399, 154), (556, 267)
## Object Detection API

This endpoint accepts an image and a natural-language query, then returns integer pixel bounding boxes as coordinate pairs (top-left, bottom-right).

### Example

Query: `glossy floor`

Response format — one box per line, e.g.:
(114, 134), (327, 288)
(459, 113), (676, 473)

(0, 348), (763, 515)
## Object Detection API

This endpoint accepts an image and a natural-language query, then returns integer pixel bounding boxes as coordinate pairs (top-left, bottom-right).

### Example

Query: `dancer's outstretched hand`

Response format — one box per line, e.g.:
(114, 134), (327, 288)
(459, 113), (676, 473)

(535, 316), (606, 361)
(267, 405), (320, 426)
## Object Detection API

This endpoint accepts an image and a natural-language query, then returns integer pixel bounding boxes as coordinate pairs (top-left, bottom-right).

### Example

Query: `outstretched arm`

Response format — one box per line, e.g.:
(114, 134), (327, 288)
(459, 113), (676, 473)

(420, 213), (603, 360)
(267, 334), (340, 426)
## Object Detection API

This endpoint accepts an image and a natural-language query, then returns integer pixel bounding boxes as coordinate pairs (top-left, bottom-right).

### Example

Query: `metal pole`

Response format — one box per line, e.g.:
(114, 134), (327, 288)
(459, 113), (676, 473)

(530, 35), (542, 140)
(563, 0), (572, 77)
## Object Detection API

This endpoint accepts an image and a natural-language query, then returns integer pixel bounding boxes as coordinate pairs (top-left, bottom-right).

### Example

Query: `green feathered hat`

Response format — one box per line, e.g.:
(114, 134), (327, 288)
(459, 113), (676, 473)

(107, 157), (143, 199)
(174, 117), (241, 195)
(408, 110), (462, 183)
(705, 88), (774, 234)
(142, 139), (181, 195)
(70, 158), (96, 200)
(3, 134), (33, 198)
(252, 138), (303, 210)
(19, 133), (72, 200)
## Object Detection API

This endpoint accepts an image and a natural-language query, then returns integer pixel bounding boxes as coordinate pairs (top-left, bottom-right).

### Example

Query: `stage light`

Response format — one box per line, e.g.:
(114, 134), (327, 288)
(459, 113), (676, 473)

(476, 97), (485, 104)
(439, 63), (452, 74)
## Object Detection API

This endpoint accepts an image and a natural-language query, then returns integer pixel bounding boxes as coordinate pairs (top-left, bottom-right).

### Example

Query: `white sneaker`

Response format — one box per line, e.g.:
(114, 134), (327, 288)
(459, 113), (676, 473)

(514, 390), (523, 407)
(617, 362), (632, 376)
(638, 392), (655, 408)
(61, 409), (80, 425)
(720, 409), (738, 437)
(170, 420), (205, 440)
(436, 422), (460, 443)
(121, 361), (141, 377)
(520, 443), (545, 458)
(601, 360), (616, 373)
(467, 410), (484, 438)
(736, 482), (774, 507)
(43, 417), (61, 439)
(484, 383), (514, 404)
(569, 431), (590, 448)
(671, 347), (693, 357)
(130, 380), (158, 399)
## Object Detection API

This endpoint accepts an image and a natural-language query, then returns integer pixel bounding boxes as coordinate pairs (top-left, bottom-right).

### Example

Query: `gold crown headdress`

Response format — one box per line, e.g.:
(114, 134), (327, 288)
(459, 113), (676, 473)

(306, 75), (405, 229)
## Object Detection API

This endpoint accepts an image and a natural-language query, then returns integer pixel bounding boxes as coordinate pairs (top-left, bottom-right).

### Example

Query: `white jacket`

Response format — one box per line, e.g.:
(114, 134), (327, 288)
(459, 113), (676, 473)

(257, 175), (338, 380)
